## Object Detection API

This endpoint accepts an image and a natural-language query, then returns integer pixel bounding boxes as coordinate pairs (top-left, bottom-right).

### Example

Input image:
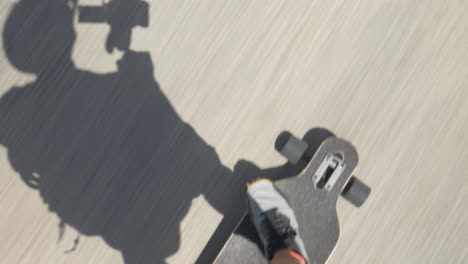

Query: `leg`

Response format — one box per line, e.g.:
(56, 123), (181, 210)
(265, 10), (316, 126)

(247, 179), (310, 264)
(270, 249), (306, 264)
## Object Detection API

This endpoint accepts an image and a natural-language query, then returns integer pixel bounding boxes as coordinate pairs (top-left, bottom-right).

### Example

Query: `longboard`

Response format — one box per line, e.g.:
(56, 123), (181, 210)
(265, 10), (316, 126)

(215, 134), (370, 264)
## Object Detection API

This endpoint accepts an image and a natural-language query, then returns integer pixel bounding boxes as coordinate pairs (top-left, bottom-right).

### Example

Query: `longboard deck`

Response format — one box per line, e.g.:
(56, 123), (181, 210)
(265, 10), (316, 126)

(215, 137), (358, 264)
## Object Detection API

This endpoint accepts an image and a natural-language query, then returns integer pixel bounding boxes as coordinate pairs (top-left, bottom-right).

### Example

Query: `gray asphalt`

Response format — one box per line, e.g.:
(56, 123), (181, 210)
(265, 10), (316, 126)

(1, 0), (467, 263)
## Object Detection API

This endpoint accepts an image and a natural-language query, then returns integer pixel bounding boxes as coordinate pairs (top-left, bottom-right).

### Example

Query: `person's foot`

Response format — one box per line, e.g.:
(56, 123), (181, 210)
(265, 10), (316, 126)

(247, 179), (310, 264)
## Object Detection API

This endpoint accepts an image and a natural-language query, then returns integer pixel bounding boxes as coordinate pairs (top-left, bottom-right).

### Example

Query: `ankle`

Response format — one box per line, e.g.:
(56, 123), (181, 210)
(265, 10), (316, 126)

(270, 249), (307, 264)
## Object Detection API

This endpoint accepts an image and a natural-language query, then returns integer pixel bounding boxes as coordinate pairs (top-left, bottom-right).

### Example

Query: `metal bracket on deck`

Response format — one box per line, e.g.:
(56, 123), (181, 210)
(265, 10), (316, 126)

(313, 153), (346, 191)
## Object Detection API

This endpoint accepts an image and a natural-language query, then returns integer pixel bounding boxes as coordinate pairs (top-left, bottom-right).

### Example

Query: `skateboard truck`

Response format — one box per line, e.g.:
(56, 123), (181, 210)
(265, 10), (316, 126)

(280, 133), (370, 207)
(313, 153), (345, 191)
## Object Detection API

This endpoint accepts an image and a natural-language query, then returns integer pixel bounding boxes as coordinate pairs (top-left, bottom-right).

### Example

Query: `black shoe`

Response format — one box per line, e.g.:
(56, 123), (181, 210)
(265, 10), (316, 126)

(247, 179), (309, 263)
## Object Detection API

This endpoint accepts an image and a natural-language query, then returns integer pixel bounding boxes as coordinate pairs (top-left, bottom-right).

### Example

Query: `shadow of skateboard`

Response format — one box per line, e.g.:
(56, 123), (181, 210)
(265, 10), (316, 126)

(214, 132), (371, 264)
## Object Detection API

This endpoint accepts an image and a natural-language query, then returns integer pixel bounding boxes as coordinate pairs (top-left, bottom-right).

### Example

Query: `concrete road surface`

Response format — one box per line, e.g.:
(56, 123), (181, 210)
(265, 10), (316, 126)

(1, 0), (467, 263)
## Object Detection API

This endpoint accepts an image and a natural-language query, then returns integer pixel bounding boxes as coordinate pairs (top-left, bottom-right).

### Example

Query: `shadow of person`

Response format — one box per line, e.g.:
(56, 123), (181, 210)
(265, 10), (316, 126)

(0, 0), (335, 263)
(0, 0), (250, 263)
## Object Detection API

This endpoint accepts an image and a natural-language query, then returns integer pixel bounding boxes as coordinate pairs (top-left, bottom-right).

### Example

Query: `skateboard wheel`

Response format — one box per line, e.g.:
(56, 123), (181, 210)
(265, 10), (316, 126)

(341, 177), (371, 207)
(278, 134), (308, 165)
